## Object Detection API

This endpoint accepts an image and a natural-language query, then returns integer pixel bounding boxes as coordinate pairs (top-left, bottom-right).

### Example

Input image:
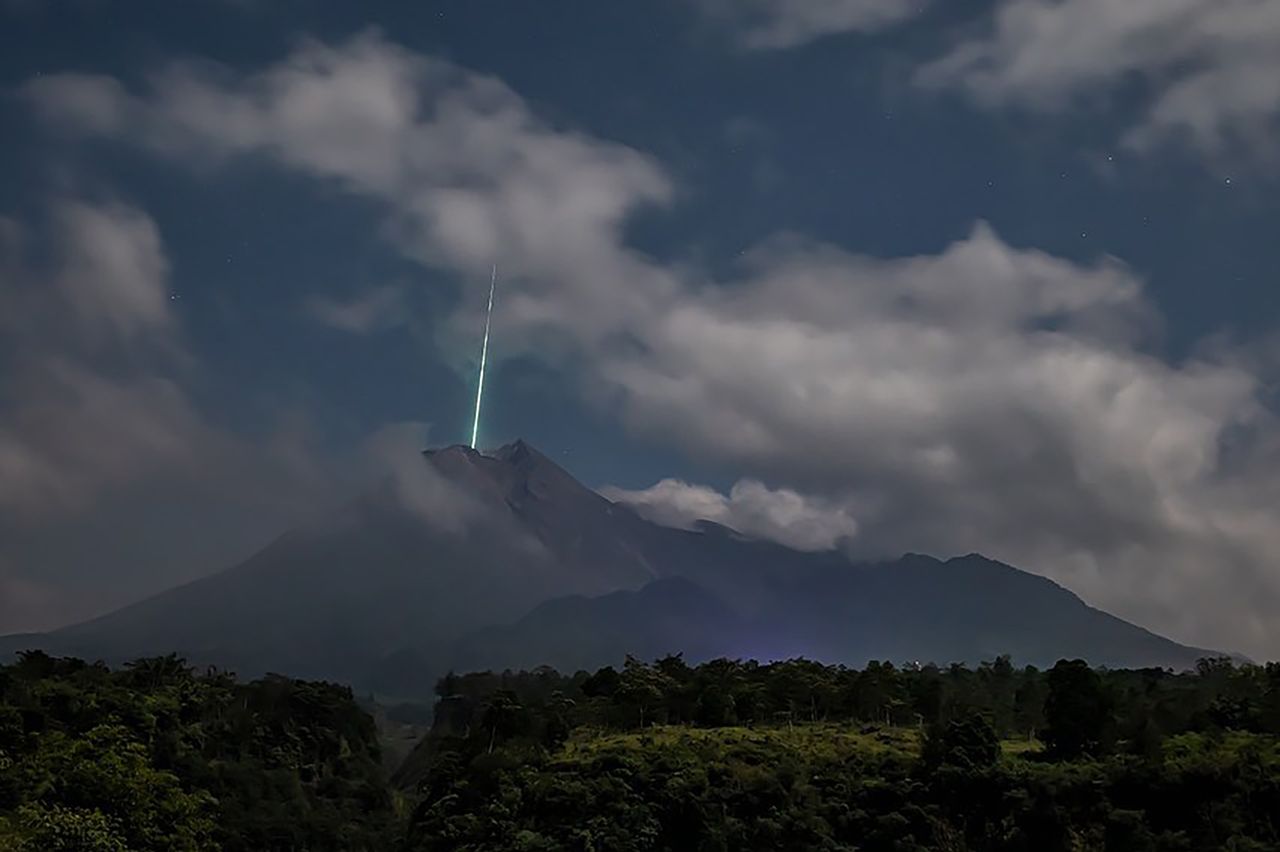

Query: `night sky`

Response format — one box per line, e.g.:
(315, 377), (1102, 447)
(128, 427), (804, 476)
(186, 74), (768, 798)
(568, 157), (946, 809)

(2, 0), (1278, 659)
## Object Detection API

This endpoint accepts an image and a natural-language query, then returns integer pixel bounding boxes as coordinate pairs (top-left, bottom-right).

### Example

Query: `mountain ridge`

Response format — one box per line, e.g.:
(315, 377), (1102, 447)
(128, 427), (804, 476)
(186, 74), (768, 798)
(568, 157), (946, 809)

(1, 439), (1222, 696)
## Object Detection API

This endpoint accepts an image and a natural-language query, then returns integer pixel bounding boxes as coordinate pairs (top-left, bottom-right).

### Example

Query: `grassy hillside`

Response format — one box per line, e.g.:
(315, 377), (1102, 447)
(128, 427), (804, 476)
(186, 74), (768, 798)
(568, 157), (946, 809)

(562, 722), (924, 762)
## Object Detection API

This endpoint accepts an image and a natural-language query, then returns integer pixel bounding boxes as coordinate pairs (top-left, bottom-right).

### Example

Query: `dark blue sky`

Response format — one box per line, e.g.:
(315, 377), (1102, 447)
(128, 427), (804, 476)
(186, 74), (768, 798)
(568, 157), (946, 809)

(2, 0), (1278, 658)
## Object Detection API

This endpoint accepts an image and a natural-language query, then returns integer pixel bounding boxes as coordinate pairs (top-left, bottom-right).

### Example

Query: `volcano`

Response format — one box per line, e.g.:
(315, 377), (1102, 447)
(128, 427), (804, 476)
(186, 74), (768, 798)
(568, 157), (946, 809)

(1, 440), (1218, 697)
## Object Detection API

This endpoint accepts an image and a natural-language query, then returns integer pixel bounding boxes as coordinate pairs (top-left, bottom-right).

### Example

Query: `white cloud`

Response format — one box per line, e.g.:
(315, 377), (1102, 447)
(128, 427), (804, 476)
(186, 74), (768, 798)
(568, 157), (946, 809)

(22, 32), (1280, 658)
(603, 477), (858, 551)
(917, 0), (1280, 158)
(695, 0), (927, 49)
(23, 30), (675, 358)
(594, 229), (1277, 654)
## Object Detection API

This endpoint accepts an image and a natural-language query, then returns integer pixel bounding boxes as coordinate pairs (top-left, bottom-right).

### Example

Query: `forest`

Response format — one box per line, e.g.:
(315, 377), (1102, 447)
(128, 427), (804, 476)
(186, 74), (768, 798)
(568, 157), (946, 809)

(3, 652), (1280, 850)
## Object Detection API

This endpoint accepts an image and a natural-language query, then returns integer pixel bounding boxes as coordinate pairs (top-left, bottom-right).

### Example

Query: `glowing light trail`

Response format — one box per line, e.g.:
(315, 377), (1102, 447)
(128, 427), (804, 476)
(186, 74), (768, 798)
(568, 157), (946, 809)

(469, 264), (496, 450)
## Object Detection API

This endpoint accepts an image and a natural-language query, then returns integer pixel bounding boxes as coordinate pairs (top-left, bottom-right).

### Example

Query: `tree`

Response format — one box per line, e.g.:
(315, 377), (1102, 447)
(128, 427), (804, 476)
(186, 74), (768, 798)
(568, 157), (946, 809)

(9, 803), (129, 852)
(1013, 666), (1047, 741)
(542, 692), (576, 750)
(479, 690), (528, 753)
(581, 666), (621, 699)
(921, 714), (1000, 770)
(616, 657), (672, 728)
(979, 655), (1017, 734)
(854, 661), (905, 724)
(1043, 659), (1113, 759)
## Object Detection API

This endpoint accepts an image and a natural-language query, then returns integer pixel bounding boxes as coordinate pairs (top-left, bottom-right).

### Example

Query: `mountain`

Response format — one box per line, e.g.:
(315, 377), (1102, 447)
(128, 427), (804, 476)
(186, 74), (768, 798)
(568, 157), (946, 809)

(1, 440), (1219, 696)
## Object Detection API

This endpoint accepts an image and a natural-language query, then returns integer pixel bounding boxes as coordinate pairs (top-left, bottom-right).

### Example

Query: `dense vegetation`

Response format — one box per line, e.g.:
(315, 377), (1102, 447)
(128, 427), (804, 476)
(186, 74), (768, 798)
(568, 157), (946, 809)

(402, 655), (1280, 851)
(4, 652), (1280, 850)
(0, 652), (395, 851)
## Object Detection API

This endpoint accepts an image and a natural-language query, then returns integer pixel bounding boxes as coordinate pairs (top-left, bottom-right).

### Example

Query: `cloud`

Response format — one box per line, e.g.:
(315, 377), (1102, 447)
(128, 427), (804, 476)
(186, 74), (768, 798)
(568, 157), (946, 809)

(23, 30), (675, 359)
(0, 200), (196, 516)
(52, 201), (173, 342)
(0, 198), (354, 632)
(694, 0), (927, 49)
(0, 361), (211, 516)
(305, 284), (407, 333)
(358, 422), (480, 534)
(22, 31), (1280, 658)
(602, 478), (859, 551)
(1, 201), (173, 350)
(917, 0), (1280, 159)
(594, 228), (1278, 655)
(356, 424), (555, 564)
(605, 225), (1274, 656)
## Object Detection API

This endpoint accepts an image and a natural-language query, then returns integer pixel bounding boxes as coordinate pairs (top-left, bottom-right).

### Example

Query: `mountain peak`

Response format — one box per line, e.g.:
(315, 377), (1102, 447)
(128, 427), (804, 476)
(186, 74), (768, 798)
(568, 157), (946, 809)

(421, 439), (604, 513)
(422, 443), (482, 461)
(421, 439), (546, 469)
(490, 440), (602, 508)
(493, 438), (543, 469)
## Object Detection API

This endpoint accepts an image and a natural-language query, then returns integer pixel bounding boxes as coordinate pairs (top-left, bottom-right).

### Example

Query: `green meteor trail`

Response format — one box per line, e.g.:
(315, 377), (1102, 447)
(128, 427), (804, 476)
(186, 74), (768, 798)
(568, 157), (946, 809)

(470, 265), (496, 450)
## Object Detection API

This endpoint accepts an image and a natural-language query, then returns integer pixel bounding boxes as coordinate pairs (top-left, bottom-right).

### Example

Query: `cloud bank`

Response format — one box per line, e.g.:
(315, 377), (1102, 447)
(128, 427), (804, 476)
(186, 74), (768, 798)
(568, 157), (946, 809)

(602, 478), (859, 552)
(917, 0), (1280, 158)
(692, 0), (1280, 160)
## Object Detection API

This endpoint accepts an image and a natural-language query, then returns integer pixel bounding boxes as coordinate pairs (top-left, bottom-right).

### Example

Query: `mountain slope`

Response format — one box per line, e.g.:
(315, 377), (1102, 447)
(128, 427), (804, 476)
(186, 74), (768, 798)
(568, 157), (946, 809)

(6, 443), (660, 685)
(1, 440), (1219, 694)
(453, 576), (746, 673)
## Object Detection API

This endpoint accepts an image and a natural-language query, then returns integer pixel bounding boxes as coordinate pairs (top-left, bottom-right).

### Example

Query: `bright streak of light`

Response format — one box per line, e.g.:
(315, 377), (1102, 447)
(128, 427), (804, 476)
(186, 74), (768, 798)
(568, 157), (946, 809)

(470, 265), (496, 450)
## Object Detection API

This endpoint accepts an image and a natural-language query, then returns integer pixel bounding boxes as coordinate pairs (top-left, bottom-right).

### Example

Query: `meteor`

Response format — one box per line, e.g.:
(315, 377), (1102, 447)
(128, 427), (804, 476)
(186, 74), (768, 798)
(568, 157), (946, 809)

(469, 264), (497, 450)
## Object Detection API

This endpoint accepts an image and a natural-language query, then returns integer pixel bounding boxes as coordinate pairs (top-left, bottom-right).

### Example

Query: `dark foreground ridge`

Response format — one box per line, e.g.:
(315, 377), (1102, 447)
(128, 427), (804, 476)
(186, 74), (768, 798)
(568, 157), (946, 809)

(1, 440), (1220, 697)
